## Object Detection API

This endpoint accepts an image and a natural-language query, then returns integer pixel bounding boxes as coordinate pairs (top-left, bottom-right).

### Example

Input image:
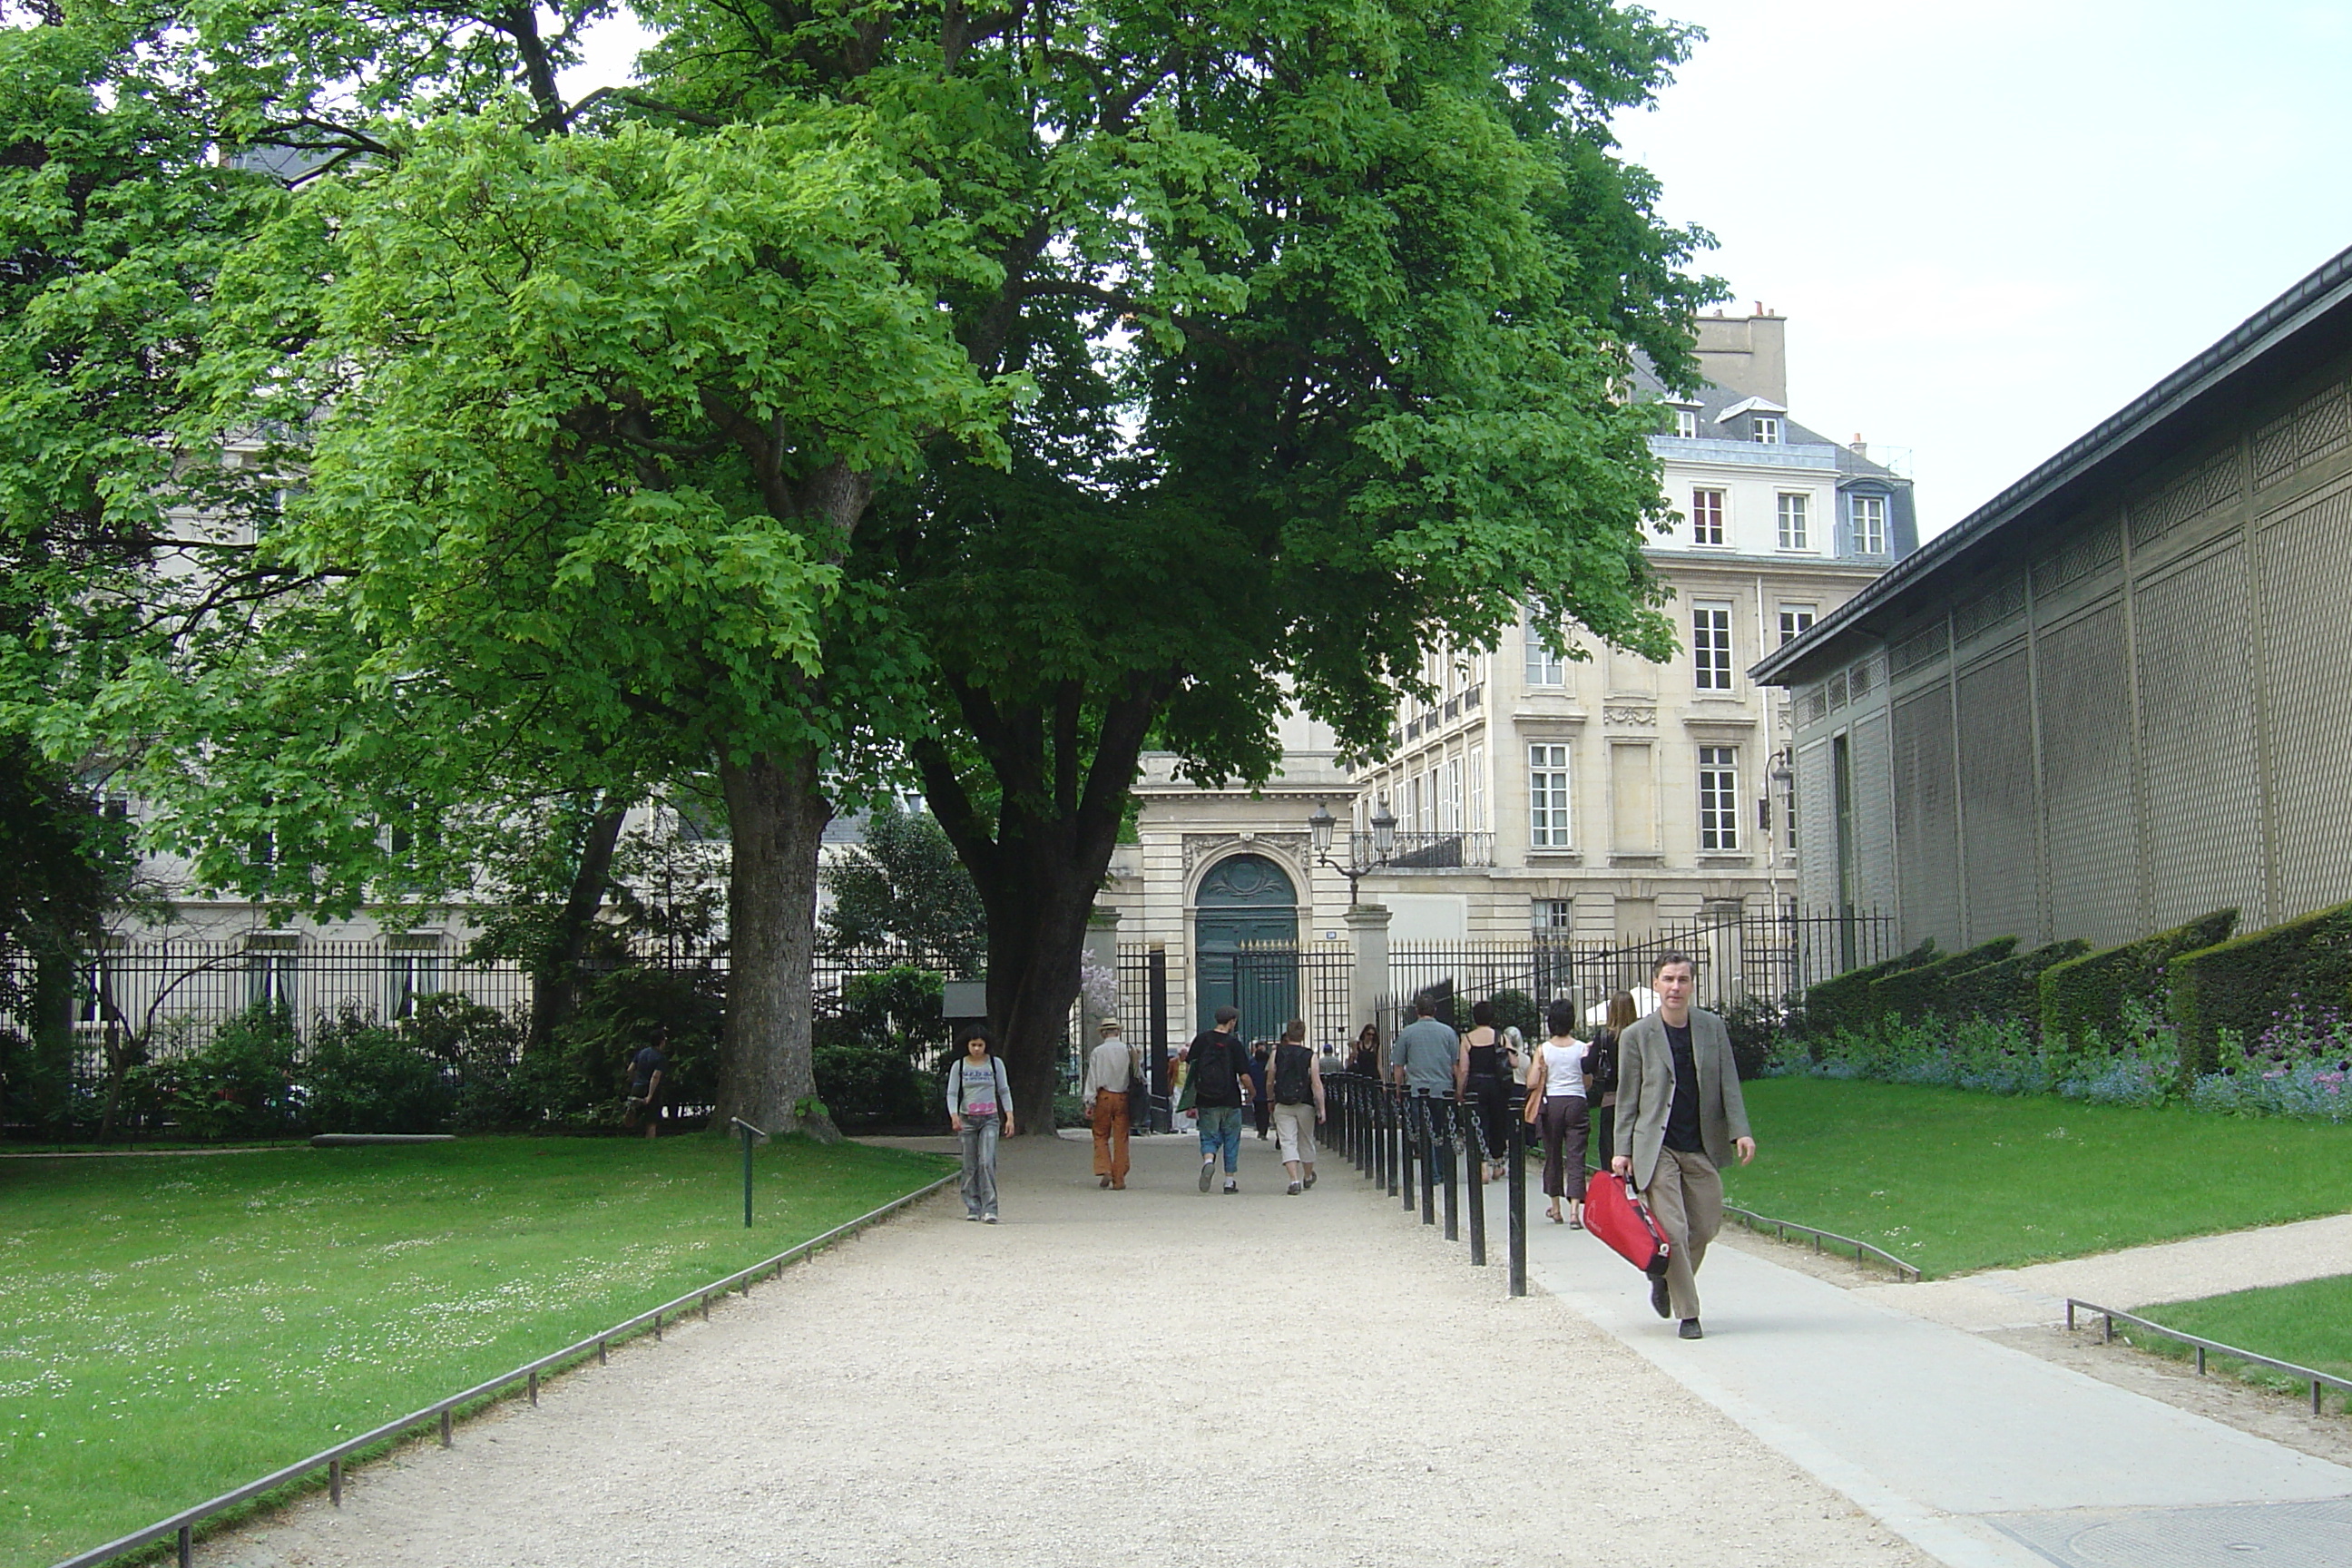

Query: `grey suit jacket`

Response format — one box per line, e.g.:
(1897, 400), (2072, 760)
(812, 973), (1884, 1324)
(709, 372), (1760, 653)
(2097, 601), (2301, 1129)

(1612, 1008), (1751, 1189)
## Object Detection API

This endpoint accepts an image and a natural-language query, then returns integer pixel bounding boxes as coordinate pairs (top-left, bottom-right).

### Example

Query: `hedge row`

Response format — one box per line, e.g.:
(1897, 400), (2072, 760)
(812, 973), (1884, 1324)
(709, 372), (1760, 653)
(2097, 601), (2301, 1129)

(1803, 941), (1936, 1034)
(2170, 899), (2352, 1077)
(2037, 907), (2239, 1045)
(1949, 939), (2091, 1029)
(1865, 936), (2018, 1024)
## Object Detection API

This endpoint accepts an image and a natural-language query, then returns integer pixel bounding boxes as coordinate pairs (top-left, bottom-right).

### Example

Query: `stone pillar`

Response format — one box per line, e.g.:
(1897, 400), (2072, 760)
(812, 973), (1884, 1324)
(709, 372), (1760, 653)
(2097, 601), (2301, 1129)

(1083, 905), (1122, 1034)
(1345, 902), (1392, 1068)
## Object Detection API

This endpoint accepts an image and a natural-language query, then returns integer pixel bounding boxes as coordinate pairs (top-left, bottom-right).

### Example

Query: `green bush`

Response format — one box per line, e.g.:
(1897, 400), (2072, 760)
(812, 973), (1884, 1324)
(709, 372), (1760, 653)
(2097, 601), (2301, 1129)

(1802, 941), (1936, 1036)
(303, 1009), (453, 1134)
(811, 966), (948, 1131)
(1720, 996), (1784, 1081)
(1867, 936), (2018, 1024)
(2039, 908), (2238, 1046)
(136, 1006), (305, 1140)
(533, 964), (725, 1125)
(1487, 988), (1542, 1041)
(401, 994), (531, 1132)
(1941, 939), (2091, 1030)
(2170, 900), (2352, 1079)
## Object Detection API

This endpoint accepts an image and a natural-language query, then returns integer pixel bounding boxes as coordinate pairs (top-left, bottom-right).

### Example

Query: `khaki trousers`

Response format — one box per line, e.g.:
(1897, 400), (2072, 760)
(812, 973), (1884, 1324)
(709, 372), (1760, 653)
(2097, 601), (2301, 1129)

(1642, 1148), (1723, 1320)
(1090, 1090), (1132, 1184)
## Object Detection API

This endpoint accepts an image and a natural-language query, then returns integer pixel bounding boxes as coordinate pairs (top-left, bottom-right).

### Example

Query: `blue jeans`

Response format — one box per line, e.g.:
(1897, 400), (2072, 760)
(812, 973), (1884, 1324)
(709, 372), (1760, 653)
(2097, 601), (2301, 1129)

(1197, 1105), (1243, 1172)
(958, 1113), (1001, 1218)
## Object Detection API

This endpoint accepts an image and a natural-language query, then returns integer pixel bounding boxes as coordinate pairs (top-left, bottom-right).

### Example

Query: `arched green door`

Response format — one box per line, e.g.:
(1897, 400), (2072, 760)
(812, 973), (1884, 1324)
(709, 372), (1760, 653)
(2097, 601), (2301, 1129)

(1194, 854), (1299, 1043)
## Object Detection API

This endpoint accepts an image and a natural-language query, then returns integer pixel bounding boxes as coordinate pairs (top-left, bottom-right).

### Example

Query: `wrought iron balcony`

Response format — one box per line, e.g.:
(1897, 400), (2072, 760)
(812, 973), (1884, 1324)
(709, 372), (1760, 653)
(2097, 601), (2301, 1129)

(1352, 830), (1494, 869)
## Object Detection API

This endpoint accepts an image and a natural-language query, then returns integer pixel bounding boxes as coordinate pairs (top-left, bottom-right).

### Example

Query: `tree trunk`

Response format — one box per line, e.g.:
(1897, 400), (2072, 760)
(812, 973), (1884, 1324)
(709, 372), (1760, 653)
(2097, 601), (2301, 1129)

(716, 748), (839, 1141)
(980, 840), (1102, 1134)
(525, 800), (628, 1057)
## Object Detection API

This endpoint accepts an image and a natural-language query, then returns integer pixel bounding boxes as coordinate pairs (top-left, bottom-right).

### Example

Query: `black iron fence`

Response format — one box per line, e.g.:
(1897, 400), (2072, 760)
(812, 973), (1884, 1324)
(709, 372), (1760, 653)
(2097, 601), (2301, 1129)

(1385, 907), (1896, 1033)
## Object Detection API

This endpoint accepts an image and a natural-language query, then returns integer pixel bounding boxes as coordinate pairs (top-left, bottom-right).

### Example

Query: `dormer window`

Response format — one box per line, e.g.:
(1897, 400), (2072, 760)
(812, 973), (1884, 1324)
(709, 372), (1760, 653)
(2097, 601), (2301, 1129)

(1673, 408), (1698, 439)
(1752, 416), (1781, 445)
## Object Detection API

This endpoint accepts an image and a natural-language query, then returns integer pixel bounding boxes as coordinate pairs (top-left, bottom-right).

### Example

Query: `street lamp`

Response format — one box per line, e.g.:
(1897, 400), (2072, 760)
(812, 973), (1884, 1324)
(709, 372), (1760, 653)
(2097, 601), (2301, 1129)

(1309, 798), (1396, 906)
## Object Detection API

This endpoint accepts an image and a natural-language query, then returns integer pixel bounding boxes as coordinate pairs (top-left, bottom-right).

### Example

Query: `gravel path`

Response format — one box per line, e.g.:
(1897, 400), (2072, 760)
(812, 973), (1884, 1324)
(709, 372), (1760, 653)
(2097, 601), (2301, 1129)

(206, 1129), (1927, 1568)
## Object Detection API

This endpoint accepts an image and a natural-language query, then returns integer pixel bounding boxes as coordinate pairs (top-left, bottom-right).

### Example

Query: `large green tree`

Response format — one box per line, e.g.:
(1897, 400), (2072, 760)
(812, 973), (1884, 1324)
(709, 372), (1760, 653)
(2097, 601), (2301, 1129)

(627, 0), (1718, 1122)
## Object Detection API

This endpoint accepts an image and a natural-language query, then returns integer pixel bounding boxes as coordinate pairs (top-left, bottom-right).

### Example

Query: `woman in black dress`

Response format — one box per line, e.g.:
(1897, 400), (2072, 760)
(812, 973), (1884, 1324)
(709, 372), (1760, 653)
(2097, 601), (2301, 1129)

(1457, 999), (1512, 1183)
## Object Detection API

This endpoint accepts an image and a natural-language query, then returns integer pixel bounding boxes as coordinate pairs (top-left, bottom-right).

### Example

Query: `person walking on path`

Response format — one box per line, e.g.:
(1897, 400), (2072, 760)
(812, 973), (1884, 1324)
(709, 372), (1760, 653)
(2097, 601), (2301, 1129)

(1248, 1041), (1273, 1140)
(1184, 1006), (1252, 1193)
(1269, 1020), (1326, 1195)
(1612, 953), (1754, 1339)
(628, 1032), (668, 1139)
(1586, 990), (1635, 1186)
(1524, 1000), (1592, 1226)
(1083, 1018), (1141, 1190)
(1348, 1024), (1381, 1079)
(1390, 995), (1459, 1154)
(1459, 999), (1513, 1183)
(946, 1027), (1017, 1222)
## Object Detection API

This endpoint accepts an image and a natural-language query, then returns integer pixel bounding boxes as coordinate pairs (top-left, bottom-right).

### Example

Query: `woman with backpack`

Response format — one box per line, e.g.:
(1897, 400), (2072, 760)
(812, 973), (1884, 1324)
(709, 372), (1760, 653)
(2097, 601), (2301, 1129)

(1269, 1020), (1326, 1195)
(945, 1026), (1016, 1223)
(1584, 989), (1636, 1199)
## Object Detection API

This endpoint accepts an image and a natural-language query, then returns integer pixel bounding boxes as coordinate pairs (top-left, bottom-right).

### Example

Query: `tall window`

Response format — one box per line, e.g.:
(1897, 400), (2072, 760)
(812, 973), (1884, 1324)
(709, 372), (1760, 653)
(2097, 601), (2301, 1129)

(1690, 488), (1725, 546)
(388, 939), (442, 1021)
(1534, 898), (1574, 933)
(1691, 603), (1734, 691)
(1405, 774), (1423, 837)
(1673, 408), (1698, 438)
(1752, 416), (1781, 444)
(1524, 614), (1564, 686)
(1777, 492), (1810, 550)
(1852, 493), (1887, 554)
(247, 939), (299, 1013)
(1440, 758), (1463, 833)
(1529, 744), (1573, 847)
(1698, 746), (1740, 851)
(1467, 745), (1486, 832)
(1419, 769), (1436, 834)
(1779, 604), (1817, 646)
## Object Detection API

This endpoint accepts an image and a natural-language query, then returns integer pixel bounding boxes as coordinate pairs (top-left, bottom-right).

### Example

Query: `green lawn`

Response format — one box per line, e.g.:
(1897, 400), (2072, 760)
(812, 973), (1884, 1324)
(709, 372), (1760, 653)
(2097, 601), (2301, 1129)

(1720, 1077), (2352, 1278)
(2132, 1274), (2352, 1410)
(0, 1135), (952, 1568)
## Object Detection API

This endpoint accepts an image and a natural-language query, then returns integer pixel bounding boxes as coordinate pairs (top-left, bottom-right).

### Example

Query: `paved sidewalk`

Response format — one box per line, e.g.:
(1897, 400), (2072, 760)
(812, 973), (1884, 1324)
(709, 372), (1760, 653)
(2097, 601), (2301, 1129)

(206, 1130), (1924, 1568)
(1854, 1212), (2352, 1332)
(1523, 1195), (2352, 1567)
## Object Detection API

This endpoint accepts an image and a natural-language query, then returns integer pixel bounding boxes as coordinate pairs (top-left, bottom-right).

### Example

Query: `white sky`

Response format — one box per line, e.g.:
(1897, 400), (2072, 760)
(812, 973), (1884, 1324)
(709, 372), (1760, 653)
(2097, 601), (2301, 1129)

(564, 3), (2352, 538)
(1618, 0), (2352, 535)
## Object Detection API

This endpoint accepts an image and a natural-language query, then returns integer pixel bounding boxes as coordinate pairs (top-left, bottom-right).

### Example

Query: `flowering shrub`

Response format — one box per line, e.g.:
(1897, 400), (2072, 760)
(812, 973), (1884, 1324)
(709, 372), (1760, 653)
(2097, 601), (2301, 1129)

(1773, 990), (2352, 1122)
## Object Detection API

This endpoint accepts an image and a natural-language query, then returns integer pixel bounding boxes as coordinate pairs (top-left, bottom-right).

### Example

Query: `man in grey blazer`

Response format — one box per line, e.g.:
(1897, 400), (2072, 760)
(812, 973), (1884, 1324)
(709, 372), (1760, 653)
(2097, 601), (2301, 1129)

(1611, 951), (1756, 1338)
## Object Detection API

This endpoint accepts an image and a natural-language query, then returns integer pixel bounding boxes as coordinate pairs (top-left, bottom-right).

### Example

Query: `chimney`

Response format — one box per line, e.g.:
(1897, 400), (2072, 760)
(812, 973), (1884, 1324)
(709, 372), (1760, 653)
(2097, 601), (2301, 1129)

(1690, 309), (1788, 405)
(1851, 434), (1867, 459)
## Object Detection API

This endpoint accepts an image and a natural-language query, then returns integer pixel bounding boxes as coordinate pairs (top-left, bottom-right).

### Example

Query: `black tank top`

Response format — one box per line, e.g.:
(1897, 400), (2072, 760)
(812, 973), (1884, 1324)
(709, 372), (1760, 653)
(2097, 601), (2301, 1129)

(1465, 1038), (1502, 1080)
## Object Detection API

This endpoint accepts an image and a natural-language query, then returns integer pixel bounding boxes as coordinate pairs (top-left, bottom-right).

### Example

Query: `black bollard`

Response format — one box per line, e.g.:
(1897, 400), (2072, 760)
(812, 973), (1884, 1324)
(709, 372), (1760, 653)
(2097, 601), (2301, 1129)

(1465, 1102), (1487, 1265)
(1419, 1098), (1436, 1223)
(1440, 1102), (1460, 1242)
(1508, 1092), (1528, 1297)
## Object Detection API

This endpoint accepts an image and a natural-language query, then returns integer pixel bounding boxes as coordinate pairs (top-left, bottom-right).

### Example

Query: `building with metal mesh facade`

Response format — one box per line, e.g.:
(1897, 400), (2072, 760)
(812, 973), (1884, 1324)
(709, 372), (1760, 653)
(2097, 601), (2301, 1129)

(1757, 246), (2352, 954)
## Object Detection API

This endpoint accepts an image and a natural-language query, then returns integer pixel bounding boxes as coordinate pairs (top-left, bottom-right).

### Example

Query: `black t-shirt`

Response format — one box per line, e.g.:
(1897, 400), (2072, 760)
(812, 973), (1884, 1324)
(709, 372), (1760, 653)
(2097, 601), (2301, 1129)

(1662, 1023), (1702, 1153)
(1188, 1032), (1247, 1108)
(632, 1046), (668, 1096)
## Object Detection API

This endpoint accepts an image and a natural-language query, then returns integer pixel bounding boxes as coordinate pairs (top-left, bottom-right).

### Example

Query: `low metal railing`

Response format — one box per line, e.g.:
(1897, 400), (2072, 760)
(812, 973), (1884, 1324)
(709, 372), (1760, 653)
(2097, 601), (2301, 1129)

(1725, 1207), (1920, 1282)
(53, 1171), (958, 1568)
(2066, 1298), (2352, 1416)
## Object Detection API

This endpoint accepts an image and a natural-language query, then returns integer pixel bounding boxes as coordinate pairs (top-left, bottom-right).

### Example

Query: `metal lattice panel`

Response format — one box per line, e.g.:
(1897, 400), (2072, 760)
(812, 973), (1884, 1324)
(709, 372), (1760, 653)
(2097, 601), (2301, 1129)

(2138, 544), (2266, 929)
(2129, 447), (2242, 551)
(1889, 623), (1948, 680)
(1800, 681), (1829, 724)
(2036, 603), (2140, 946)
(1892, 683), (1962, 949)
(1795, 737), (1835, 911)
(1954, 578), (2027, 646)
(2259, 484), (2352, 920)
(2033, 511), (2123, 600)
(2253, 377), (2350, 490)
(1956, 646), (2040, 944)
(1852, 710), (1897, 916)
